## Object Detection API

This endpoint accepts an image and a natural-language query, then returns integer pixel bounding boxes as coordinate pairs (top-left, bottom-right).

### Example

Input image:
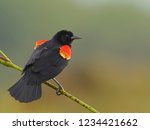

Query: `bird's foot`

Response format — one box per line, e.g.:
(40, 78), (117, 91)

(53, 78), (64, 96)
(56, 85), (64, 96)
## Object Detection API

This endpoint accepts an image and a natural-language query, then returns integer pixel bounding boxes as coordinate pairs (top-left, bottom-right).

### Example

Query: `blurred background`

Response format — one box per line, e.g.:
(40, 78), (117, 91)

(0, 0), (150, 112)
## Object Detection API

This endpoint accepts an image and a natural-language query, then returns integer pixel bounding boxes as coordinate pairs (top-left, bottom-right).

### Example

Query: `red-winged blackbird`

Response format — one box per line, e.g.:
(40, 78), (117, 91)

(8, 30), (81, 103)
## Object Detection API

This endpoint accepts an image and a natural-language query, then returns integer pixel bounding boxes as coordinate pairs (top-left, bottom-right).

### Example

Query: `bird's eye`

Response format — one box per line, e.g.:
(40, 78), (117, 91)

(65, 34), (70, 37)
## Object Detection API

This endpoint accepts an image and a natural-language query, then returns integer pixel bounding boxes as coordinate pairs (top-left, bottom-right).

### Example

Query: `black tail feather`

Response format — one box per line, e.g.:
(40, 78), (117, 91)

(8, 72), (41, 103)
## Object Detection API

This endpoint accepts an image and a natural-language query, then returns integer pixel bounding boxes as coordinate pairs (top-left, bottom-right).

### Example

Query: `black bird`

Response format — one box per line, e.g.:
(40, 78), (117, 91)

(8, 30), (81, 103)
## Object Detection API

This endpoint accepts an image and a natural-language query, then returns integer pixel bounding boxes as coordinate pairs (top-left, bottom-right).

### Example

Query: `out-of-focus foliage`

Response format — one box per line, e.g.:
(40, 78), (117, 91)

(0, 0), (150, 112)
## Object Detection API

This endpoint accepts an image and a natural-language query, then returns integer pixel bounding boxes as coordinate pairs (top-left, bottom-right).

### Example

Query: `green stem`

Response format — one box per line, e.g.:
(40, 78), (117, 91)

(0, 50), (12, 62)
(0, 50), (99, 113)
(44, 82), (98, 113)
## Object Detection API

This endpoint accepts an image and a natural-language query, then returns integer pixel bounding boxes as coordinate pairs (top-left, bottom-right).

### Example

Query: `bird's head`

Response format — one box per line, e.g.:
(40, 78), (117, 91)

(53, 30), (81, 45)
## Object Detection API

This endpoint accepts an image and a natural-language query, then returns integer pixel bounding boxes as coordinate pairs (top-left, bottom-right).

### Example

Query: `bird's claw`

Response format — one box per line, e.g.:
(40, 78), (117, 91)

(56, 86), (64, 96)
(53, 78), (64, 96)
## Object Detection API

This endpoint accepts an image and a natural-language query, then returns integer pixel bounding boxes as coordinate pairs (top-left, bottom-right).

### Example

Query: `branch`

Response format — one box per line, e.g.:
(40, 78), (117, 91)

(0, 50), (99, 113)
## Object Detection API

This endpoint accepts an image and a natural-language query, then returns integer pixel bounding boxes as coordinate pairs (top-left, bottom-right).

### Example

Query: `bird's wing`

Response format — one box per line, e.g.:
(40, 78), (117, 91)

(31, 46), (61, 73)
(34, 39), (48, 49)
(23, 46), (48, 72)
(30, 46), (68, 82)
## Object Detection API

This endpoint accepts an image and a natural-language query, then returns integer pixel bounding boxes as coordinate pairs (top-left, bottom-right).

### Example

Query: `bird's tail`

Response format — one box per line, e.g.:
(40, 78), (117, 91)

(8, 72), (41, 103)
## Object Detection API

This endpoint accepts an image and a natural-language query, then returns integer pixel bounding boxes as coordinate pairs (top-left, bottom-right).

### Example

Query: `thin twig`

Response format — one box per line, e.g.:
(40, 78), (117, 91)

(0, 50), (12, 62)
(0, 50), (99, 113)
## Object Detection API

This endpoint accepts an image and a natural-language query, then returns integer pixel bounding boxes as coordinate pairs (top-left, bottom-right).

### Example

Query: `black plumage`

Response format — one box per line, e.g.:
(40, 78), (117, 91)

(8, 30), (81, 103)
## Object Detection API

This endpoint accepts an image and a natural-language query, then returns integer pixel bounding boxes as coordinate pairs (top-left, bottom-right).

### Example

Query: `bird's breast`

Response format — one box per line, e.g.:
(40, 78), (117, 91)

(59, 45), (72, 60)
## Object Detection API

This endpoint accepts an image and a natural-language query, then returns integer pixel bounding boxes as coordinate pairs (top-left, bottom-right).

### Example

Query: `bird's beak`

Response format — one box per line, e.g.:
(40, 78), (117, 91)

(71, 35), (82, 40)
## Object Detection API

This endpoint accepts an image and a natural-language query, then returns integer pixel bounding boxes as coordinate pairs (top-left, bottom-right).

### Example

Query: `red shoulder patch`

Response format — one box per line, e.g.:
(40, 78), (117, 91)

(34, 39), (48, 49)
(59, 45), (72, 60)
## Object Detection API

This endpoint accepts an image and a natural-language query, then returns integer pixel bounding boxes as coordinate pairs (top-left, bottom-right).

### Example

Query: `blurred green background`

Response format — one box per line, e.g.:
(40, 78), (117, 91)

(0, 0), (150, 112)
